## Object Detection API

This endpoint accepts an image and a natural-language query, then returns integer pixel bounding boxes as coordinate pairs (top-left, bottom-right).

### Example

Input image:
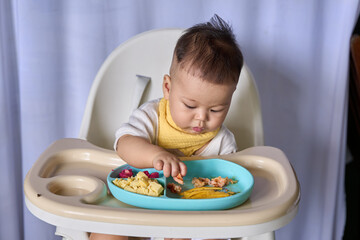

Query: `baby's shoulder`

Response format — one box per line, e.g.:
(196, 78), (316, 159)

(138, 98), (161, 111)
(134, 98), (161, 121)
(139, 98), (160, 109)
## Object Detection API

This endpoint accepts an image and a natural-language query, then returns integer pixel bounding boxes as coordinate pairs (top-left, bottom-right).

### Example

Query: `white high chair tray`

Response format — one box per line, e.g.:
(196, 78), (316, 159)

(24, 138), (300, 238)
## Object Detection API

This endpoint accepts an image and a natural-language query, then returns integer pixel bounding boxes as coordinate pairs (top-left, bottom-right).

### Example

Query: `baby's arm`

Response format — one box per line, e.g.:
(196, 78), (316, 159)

(116, 134), (187, 177)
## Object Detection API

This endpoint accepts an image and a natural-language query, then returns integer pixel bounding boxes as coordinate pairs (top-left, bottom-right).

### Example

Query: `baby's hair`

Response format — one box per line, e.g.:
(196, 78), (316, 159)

(173, 14), (243, 85)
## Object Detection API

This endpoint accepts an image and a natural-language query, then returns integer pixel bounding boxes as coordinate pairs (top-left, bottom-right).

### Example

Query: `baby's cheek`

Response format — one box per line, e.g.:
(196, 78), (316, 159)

(209, 119), (224, 131)
(172, 113), (189, 128)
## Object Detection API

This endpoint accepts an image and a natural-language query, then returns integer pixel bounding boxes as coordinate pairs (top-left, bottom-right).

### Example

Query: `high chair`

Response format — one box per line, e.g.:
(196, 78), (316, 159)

(24, 29), (300, 240)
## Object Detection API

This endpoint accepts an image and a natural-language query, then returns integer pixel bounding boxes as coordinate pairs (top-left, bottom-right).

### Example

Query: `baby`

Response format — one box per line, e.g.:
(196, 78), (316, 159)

(90, 14), (243, 240)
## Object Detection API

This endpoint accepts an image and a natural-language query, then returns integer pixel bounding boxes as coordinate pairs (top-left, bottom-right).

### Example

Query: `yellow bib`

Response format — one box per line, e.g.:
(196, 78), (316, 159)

(157, 98), (219, 156)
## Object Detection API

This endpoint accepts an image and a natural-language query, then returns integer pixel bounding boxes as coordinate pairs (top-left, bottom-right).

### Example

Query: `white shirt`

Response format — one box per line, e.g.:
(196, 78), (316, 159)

(114, 98), (238, 156)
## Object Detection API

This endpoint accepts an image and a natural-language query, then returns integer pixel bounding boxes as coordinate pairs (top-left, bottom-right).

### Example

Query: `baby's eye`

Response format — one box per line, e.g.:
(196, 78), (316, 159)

(184, 103), (196, 109)
(210, 108), (224, 113)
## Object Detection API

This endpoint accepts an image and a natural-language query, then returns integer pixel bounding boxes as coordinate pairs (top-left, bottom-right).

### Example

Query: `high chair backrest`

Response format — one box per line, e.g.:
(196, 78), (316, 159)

(79, 29), (263, 151)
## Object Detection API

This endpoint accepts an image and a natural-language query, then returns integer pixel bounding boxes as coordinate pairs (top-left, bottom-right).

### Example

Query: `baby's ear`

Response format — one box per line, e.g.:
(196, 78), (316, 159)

(162, 74), (171, 99)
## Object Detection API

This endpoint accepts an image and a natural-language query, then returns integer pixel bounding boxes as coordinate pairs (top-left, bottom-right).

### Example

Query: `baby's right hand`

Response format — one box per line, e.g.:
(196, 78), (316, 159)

(152, 151), (187, 178)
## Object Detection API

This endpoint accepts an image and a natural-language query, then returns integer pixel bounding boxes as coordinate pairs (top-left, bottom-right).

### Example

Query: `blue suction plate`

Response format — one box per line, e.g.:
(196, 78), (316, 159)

(107, 159), (254, 211)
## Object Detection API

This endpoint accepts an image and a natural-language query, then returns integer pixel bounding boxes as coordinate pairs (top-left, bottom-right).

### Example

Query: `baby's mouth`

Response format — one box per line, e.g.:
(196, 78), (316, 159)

(192, 127), (204, 133)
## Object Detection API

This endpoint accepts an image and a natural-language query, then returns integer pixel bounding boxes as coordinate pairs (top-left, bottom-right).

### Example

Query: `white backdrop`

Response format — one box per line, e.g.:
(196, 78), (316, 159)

(0, 0), (358, 239)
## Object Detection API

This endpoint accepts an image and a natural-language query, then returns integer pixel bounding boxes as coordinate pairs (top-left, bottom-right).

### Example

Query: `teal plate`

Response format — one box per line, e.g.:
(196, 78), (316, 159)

(107, 159), (254, 211)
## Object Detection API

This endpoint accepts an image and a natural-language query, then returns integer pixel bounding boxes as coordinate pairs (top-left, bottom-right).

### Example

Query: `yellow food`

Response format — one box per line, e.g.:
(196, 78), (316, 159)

(181, 186), (236, 199)
(183, 186), (223, 192)
(113, 171), (164, 197)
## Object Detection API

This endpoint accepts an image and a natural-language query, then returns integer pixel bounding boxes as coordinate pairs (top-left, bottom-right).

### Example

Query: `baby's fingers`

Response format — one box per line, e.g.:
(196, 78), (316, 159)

(169, 160), (187, 178)
(162, 162), (172, 177)
(179, 161), (187, 177)
(153, 159), (164, 171)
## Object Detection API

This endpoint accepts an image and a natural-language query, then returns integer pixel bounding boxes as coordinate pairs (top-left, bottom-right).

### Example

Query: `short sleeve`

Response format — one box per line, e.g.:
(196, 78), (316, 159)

(113, 99), (159, 151)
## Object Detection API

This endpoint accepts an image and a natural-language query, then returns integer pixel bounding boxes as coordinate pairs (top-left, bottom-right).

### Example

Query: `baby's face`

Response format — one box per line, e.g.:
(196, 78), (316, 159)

(163, 68), (236, 134)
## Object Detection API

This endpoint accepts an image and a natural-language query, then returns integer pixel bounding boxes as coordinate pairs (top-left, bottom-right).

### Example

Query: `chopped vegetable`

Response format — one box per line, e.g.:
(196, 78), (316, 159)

(119, 169), (133, 178)
(143, 170), (159, 178)
(149, 172), (159, 178)
(173, 173), (184, 185)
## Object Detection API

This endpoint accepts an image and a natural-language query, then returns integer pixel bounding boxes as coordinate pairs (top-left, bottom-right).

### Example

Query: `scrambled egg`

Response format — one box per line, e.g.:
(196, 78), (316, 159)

(113, 171), (164, 197)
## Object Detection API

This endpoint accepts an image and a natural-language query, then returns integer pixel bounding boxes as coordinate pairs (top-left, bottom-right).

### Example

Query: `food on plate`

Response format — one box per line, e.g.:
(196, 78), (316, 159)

(113, 171), (164, 197)
(192, 177), (210, 188)
(118, 169), (159, 178)
(143, 171), (160, 178)
(181, 186), (236, 199)
(118, 168), (133, 178)
(209, 176), (237, 187)
(173, 173), (184, 185)
(169, 176), (239, 199)
(167, 182), (182, 194)
(165, 175), (238, 199)
(192, 176), (238, 188)
(113, 168), (238, 199)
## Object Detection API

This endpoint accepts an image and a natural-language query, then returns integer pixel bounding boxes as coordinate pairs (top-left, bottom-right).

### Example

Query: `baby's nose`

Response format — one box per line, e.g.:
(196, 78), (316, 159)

(195, 109), (208, 121)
